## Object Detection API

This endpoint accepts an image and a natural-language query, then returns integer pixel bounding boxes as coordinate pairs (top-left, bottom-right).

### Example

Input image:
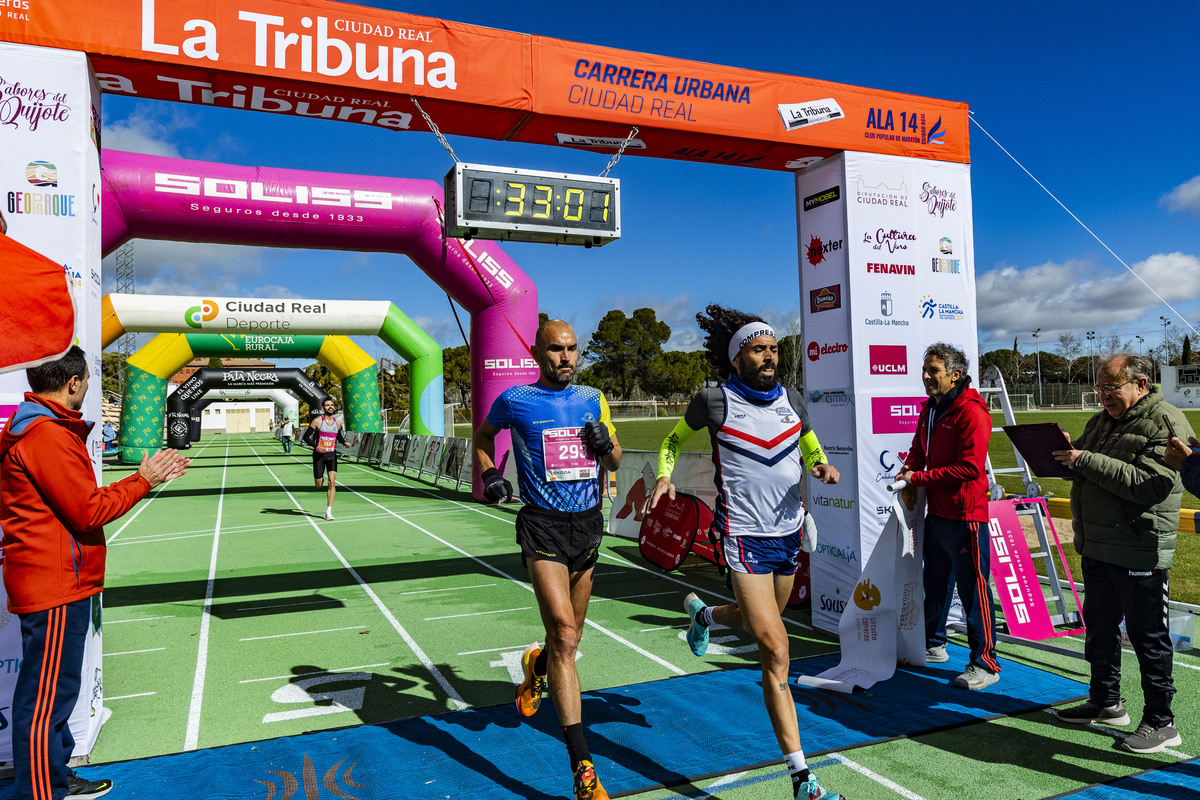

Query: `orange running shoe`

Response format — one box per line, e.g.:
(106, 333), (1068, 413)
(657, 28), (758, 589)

(515, 642), (546, 717)
(572, 760), (609, 800)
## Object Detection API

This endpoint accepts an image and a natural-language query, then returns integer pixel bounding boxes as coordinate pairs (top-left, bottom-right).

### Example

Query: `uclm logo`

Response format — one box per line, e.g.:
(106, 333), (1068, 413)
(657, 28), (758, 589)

(869, 345), (907, 375)
(185, 299), (219, 328)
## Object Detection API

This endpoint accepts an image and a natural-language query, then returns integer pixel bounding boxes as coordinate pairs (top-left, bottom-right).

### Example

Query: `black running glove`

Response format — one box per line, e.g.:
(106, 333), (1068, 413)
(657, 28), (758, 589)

(583, 421), (614, 458)
(481, 467), (513, 503)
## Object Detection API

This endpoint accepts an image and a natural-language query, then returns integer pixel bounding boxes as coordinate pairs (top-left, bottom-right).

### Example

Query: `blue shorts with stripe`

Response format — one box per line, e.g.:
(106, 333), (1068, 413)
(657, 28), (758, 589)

(723, 532), (801, 575)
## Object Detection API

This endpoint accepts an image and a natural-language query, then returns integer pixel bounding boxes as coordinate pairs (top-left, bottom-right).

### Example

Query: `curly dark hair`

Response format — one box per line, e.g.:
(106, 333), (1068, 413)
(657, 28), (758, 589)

(696, 303), (764, 379)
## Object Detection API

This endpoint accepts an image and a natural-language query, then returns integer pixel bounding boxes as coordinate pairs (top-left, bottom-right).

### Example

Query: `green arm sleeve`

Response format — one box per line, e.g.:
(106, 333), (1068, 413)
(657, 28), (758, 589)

(658, 417), (700, 479)
(799, 429), (828, 473)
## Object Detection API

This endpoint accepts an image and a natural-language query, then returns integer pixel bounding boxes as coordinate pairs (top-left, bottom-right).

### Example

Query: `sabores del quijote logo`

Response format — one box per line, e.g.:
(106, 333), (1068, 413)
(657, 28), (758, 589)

(0, 75), (73, 132)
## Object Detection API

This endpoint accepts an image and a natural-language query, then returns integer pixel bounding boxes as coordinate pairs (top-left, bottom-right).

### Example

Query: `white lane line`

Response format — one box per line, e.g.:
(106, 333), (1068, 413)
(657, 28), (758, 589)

(239, 626), (366, 642)
(830, 753), (928, 800)
(249, 446), (469, 711)
(401, 584), (497, 595)
(424, 607), (532, 621)
(184, 435), (229, 751)
(240, 663), (391, 684)
(105, 436), (219, 545)
(458, 644), (537, 656)
(106, 692), (157, 700)
(107, 648), (166, 656)
(106, 615), (176, 624)
(335, 470), (688, 677)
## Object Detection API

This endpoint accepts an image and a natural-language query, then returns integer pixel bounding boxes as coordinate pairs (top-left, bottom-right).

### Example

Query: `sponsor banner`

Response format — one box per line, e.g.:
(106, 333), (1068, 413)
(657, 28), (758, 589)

(3, 0), (966, 164)
(796, 157), (850, 393)
(110, 294), (394, 335)
(0, 43), (101, 761)
(988, 500), (1059, 640)
(609, 452), (716, 541)
(869, 396), (927, 435)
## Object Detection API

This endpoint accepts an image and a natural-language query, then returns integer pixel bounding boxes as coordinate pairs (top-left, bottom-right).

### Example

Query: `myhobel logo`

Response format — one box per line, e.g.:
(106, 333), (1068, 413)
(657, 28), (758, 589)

(185, 299), (219, 329)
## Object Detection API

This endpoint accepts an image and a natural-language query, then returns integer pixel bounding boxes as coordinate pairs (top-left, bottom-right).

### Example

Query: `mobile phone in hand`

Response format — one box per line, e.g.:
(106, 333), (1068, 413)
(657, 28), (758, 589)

(1163, 413), (1178, 441)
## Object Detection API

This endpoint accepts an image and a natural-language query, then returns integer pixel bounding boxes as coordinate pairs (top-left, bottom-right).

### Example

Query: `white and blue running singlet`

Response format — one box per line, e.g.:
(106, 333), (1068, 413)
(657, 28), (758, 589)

(486, 383), (615, 512)
(686, 385), (811, 537)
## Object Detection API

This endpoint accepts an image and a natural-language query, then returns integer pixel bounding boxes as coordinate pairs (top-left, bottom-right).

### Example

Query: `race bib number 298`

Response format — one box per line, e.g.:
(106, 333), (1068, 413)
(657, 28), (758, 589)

(542, 427), (596, 481)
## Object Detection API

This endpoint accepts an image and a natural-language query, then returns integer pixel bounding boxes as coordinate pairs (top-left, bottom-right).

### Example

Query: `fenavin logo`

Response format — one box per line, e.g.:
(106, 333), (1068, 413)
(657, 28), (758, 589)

(185, 299), (219, 328)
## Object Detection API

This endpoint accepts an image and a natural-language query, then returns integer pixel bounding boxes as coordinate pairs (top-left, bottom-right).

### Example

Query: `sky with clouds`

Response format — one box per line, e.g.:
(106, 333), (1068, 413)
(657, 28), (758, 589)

(97, 0), (1200, 364)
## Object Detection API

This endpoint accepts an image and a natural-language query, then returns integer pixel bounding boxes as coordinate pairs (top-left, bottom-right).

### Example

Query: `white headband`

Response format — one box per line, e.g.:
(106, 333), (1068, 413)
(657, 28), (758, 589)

(728, 321), (776, 364)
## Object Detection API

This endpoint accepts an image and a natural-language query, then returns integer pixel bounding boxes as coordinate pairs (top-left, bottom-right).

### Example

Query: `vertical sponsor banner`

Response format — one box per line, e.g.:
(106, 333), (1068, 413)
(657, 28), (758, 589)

(796, 155), (857, 631)
(0, 44), (103, 760)
(800, 152), (975, 635)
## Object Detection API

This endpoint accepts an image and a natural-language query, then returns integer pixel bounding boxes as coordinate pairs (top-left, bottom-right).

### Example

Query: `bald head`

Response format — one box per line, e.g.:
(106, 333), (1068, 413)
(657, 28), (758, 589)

(532, 319), (578, 388)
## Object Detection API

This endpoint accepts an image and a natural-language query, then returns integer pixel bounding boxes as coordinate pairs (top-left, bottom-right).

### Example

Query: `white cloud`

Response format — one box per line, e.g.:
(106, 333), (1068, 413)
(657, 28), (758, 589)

(102, 106), (195, 157)
(101, 240), (270, 297)
(977, 252), (1200, 344)
(1161, 175), (1200, 215)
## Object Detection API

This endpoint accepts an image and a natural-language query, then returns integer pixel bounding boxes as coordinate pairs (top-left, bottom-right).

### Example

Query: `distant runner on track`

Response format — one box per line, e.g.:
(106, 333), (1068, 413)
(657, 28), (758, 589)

(307, 399), (346, 520)
(473, 319), (622, 800)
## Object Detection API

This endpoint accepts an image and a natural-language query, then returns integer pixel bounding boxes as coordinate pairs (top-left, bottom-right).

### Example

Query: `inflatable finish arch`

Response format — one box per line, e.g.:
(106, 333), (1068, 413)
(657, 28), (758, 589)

(100, 150), (538, 486)
(115, 331), (380, 462)
(167, 367), (329, 448)
(189, 389), (300, 442)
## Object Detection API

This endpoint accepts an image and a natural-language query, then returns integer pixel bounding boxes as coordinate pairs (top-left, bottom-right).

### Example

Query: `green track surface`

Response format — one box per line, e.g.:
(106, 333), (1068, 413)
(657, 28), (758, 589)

(95, 433), (1200, 799)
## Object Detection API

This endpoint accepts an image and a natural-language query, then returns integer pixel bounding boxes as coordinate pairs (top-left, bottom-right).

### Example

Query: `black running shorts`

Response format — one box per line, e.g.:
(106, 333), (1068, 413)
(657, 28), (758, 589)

(313, 452), (338, 480)
(515, 505), (604, 572)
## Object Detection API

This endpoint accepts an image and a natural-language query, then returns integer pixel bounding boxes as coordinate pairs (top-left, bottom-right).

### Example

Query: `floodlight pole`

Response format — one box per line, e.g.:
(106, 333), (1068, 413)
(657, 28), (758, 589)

(1086, 330), (1096, 385)
(1033, 328), (1042, 408)
(1161, 316), (1173, 366)
(1135, 335), (1145, 357)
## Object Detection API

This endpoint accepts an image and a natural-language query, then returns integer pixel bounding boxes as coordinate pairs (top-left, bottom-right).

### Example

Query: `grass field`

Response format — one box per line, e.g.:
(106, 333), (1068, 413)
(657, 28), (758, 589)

(89, 433), (1200, 800)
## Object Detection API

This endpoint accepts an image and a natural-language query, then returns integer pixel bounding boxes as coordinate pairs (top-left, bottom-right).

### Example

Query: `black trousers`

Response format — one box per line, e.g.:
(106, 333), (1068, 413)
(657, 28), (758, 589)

(13, 597), (93, 800)
(1082, 556), (1175, 727)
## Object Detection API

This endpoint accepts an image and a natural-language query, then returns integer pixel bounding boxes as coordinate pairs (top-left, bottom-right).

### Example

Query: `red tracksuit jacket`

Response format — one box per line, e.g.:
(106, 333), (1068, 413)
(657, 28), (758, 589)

(901, 387), (991, 523)
(0, 393), (150, 614)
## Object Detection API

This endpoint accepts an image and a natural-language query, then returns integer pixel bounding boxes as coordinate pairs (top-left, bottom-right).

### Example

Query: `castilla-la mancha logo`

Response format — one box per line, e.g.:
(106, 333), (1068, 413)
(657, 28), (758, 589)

(185, 299), (219, 328)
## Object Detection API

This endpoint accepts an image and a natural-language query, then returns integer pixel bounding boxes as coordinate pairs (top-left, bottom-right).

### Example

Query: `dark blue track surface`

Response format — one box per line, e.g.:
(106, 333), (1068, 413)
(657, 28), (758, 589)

(7, 645), (1085, 800)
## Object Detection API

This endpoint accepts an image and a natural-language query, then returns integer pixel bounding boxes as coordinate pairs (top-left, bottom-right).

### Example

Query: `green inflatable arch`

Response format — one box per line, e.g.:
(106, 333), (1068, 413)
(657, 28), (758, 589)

(118, 332), (381, 463)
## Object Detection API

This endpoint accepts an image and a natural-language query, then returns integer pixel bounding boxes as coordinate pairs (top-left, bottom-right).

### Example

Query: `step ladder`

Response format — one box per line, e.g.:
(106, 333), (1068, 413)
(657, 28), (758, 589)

(976, 366), (1083, 637)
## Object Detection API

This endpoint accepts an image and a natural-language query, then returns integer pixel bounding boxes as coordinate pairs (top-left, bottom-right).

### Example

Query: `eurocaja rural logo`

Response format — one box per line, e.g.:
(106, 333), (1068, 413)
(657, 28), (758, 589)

(185, 299), (219, 328)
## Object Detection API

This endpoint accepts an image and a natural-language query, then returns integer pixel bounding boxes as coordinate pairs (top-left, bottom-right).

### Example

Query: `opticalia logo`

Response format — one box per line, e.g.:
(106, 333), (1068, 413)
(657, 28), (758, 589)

(185, 299), (219, 328)
(809, 285), (841, 313)
(811, 494), (855, 510)
(864, 228), (915, 254)
(866, 262), (915, 276)
(870, 396), (927, 434)
(805, 234), (843, 266)
(920, 182), (958, 217)
(854, 177), (908, 208)
(807, 341), (848, 362)
(803, 185), (841, 211)
(25, 161), (56, 187)
(920, 295), (964, 320)
(815, 542), (858, 564)
(869, 345), (907, 375)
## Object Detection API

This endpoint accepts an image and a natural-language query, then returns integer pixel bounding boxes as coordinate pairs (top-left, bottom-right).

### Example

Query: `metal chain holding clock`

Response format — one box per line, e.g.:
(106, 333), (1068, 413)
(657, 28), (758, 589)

(411, 96), (460, 164)
(600, 127), (639, 177)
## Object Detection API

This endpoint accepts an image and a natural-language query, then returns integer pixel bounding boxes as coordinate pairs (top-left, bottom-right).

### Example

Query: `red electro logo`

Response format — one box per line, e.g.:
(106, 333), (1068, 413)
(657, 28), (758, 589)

(869, 345), (907, 375)
(807, 341), (848, 362)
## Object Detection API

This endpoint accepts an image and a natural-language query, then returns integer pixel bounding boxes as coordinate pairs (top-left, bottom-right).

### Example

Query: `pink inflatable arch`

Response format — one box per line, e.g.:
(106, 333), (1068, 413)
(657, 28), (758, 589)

(100, 149), (538, 499)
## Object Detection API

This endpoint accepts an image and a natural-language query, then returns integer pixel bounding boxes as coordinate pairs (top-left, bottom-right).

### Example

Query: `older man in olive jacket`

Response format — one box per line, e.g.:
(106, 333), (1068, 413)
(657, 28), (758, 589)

(1051, 353), (1192, 754)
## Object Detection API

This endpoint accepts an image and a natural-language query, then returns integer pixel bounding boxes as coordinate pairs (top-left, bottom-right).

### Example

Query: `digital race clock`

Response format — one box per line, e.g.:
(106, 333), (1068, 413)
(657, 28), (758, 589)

(443, 163), (620, 247)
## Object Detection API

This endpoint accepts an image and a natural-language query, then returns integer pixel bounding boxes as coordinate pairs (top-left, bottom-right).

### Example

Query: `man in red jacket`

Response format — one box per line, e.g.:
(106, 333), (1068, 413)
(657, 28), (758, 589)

(0, 346), (189, 800)
(896, 342), (999, 690)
